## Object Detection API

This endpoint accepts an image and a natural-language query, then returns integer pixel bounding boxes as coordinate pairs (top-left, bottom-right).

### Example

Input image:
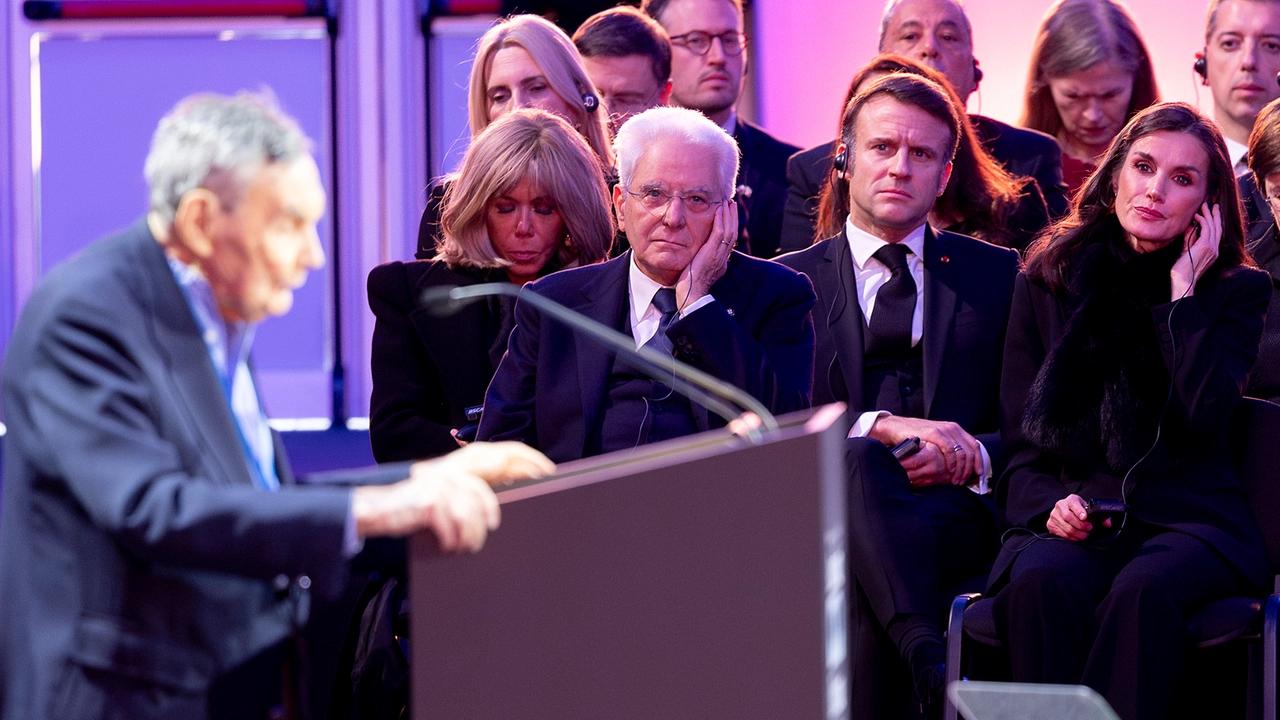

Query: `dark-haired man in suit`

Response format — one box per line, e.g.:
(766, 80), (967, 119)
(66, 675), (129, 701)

(478, 106), (815, 461)
(780, 0), (1068, 253)
(642, 0), (799, 258)
(778, 72), (1017, 716)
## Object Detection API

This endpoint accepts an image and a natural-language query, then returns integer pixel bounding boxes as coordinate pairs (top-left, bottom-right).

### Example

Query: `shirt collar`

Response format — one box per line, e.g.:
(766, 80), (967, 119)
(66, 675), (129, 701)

(628, 251), (669, 320)
(1227, 137), (1249, 175)
(844, 217), (927, 270)
(166, 255), (254, 378)
(721, 110), (738, 137)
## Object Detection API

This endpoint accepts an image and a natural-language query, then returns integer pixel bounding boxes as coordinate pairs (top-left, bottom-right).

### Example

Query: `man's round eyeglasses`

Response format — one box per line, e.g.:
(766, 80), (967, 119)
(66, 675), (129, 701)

(669, 31), (747, 57)
(624, 187), (724, 217)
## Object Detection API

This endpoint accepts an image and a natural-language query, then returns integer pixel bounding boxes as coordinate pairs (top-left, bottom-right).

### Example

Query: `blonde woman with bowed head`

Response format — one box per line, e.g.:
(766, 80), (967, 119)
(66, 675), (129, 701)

(416, 14), (616, 258)
(371, 109), (613, 462)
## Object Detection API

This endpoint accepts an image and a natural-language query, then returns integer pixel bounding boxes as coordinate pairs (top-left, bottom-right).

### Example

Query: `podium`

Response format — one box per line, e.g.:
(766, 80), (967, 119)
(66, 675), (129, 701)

(408, 404), (851, 720)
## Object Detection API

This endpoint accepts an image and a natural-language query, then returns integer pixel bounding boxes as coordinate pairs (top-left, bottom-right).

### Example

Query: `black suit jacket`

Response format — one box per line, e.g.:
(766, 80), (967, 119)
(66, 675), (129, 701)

(475, 251), (816, 462)
(969, 115), (1068, 217)
(735, 118), (800, 259)
(1246, 225), (1280, 404)
(0, 221), (366, 720)
(367, 260), (513, 462)
(776, 226), (1018, 455)
(995, 266), (1272, 590)
(779, 116), (1066, 253)
(1240, 172), (1274, 244)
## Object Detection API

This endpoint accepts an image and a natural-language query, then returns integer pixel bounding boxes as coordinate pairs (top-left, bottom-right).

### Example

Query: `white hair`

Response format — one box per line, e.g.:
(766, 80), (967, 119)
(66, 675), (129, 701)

(613, 106), (739, 199)
(144, 90), (311, 225)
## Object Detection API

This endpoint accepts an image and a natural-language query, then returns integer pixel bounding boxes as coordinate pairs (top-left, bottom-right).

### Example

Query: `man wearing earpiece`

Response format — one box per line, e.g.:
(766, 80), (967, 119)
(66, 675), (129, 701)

(641, 0), (799, 259)
(780, 0), (1070, 253)
(777, 73), (1017, 718)
(1199, 0), (1280, 177)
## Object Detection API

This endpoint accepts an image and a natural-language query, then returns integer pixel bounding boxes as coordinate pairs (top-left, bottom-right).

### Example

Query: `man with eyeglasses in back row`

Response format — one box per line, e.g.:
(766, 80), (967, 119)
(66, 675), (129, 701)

(477, 106), (816, 462)
(641, 0), (800, 260)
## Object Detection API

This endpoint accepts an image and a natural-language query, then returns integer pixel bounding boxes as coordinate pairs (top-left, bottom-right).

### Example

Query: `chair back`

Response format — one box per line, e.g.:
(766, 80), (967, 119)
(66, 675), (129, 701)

(1229, 397), (1280, 574)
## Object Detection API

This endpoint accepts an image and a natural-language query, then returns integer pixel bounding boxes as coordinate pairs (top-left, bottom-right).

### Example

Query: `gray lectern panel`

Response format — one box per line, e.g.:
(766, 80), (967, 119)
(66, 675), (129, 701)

(409, 405), (849, 720)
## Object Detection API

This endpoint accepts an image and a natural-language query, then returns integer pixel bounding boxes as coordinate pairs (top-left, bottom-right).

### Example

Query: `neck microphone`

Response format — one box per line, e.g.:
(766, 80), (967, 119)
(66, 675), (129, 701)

(420, 282), (778, 441)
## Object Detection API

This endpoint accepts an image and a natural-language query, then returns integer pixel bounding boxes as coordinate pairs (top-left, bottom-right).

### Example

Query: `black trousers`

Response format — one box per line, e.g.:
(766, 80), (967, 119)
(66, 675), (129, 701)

(845, 437), (998, 718)
(990, 527), (1248, 720)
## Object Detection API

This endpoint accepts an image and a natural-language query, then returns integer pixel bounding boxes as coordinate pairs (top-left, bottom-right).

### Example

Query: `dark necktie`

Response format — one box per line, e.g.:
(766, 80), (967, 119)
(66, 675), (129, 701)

(642, 287), (679, 355)
(867, 243), (916, 355)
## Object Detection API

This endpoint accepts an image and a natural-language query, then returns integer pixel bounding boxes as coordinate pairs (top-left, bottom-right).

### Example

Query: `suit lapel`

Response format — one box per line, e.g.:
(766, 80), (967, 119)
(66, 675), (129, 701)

(921, 226), (957, 418)
(132, 228), (255, 488)
(575, 255), (631, 446)
(819, 232), (865, 408)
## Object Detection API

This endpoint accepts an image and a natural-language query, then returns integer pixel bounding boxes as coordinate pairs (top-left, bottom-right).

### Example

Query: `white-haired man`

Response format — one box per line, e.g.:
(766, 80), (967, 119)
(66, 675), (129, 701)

(478, 106), (816, 461)
(0, 91), (553, 720)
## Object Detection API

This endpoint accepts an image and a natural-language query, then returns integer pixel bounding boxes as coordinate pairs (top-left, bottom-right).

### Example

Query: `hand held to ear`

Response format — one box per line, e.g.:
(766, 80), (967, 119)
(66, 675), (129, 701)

(1171, 202), (1220, 299)
(677, 199), (736, 308)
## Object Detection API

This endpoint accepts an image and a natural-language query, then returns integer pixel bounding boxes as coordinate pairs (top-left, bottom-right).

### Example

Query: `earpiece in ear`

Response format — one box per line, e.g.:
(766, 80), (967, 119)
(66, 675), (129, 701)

(582, 93), (600, 112)
(972, 58), (983, 85)
(1194, 52), (1208, 81)
(833, 144), (847, 175)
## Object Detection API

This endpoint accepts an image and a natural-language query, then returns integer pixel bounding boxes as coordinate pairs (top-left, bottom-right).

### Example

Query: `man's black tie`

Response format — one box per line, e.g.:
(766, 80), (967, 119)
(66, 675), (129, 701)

(642, 287), (679, 355)
(867, 243), (916, 355)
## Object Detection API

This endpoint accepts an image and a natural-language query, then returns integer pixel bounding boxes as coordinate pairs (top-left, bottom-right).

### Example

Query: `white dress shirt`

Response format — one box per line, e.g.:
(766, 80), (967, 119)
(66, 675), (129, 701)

(167, 256), (364, 554)
(842, 218), (992, 491)
(1227, 136), (1250, 178)
(628, 254), (715, 348)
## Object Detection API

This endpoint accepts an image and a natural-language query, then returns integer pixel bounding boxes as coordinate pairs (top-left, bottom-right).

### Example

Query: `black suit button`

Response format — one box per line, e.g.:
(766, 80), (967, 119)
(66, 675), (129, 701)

(902, 386), (914, 396)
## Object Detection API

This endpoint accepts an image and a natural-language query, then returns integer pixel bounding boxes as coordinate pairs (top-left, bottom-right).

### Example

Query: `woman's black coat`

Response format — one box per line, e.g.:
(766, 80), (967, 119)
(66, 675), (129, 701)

(994, 232), (1273, 592)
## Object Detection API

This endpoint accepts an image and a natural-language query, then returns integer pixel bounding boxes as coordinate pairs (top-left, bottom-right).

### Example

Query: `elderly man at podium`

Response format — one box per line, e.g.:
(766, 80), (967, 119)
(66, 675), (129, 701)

(478, 106), (816, 462)
(0, 91), (553, 720)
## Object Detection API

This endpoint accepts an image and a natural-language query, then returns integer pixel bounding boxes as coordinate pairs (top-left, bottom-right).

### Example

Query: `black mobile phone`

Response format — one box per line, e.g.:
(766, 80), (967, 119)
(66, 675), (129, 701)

(890, 436), (921, 460)
(1084, 498), (1129, 523)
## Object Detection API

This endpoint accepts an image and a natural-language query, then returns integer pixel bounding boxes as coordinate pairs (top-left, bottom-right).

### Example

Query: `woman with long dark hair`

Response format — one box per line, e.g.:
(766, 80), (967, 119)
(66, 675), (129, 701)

(990, 102), (1269, 720)
(1022, 0), (1159, 195)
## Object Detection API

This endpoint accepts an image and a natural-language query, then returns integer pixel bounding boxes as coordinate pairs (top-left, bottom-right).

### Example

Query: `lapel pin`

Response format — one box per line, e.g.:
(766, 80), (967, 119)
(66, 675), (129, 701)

(726, 308), (735, 317)
(940, 256), (951, 263)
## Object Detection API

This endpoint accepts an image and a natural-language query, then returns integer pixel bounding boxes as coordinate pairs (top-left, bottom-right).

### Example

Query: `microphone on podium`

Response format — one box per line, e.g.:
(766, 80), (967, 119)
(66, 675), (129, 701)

(420, 282), (779, 442)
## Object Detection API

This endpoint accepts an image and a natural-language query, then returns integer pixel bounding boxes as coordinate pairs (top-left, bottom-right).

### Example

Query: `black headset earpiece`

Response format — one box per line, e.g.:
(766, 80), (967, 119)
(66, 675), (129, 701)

(833, 148), (847, 174)
(582, 93), (600, 112)
(973, 58), (984, 85)
(1194, 51), (1207, 80)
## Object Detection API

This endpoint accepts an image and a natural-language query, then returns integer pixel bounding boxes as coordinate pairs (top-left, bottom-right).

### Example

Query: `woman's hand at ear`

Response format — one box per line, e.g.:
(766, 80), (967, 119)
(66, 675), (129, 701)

(1171, 202), (1220, 300)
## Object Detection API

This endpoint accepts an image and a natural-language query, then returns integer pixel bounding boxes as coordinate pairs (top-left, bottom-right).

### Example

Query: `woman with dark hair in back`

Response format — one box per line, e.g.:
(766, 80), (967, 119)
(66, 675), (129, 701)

(815, 55), (1049, 251)
(1022, 0), (1159, 195)
(990, 102), (1269, 720)
(368, 109), (612, 462)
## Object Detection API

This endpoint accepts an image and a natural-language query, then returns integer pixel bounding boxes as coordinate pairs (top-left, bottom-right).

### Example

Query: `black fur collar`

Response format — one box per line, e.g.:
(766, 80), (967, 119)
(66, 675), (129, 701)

(1022, 220), (1181, 472)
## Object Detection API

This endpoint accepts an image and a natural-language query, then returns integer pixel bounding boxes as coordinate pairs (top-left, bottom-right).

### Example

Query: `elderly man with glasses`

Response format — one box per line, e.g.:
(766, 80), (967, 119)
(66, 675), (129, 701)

(641, 0), (800, 259)
(477, 106), (816, 463)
